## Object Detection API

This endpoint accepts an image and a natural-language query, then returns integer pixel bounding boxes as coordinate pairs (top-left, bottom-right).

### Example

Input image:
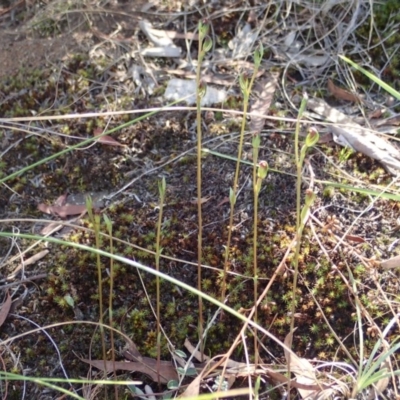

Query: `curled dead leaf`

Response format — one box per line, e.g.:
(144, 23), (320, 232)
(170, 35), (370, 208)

(94, 128), (125, 147)
(179, 375), (201, 398)
(327, 79), (361, 103)
(284, 330), (335, 399)
(38, 203), (87, 218)
(190, 196), (212, 205)
(82, 357), (178, 384)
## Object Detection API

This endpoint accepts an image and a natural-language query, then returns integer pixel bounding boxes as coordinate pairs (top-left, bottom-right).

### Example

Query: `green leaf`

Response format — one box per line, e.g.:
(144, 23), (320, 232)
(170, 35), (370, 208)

(298, 93), (308, 114)
(64, 294), (74, 308)
(127, 385), (144, 395)
(174, 349), (187, 358)
(254, 375), (261, 396)
(198, 20), (209, 38)
(254, 43), (264, 66)
(158, 176), (166, 196)
(203, 36), (213, 52)
(103, 214), (112, 232)
(239, 73), (249, 94)
(167, 380), (179, 389)
(177, 367), (197, 376)
(252, 133), (261, 149)
(229, 187), (236, 206)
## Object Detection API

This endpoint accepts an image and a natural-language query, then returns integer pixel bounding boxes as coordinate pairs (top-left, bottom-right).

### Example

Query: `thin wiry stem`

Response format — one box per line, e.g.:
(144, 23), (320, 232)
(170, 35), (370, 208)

(86, 198), (107, 378)
(155, 177), (166, 387)
(195, 20), (211, 359)
(103, 215), (118, 400)
(221, 45), (263, 303)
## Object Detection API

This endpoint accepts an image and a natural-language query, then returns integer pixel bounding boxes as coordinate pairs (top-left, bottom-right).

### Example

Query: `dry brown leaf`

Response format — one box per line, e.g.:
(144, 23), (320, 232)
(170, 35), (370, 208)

(179, 375), (201, 399)
(249, 73), (279, 133)
(284, 330), (321, 399)
(123, 338), (142, 359)
(94, 128), (124, 147)
(184, 340), (328, 394)
(380, 254), (400, 270)
(0, 292), (11, 328)
(374, 114), (400, 127)
(266, 369), (326, 391)
(226, 374), (236, 389)
(307, 97), (400, 174)
(38, 203), (87, 218)
(327, 79), (360, 103)
(82, 357), (178, 384)
(184, 339), (247, 370)
(345, 234), (366, 243)
(54, 193), (68, 207)
(38, 193), (93, 218)
(190, 196), (212, 205)
(368, 108), (384, 119)
(184, 339), (211, 363)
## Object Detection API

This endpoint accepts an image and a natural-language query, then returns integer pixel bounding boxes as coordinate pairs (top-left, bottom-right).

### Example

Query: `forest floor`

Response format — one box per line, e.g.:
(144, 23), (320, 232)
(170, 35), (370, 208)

(1, 1), (400, 399)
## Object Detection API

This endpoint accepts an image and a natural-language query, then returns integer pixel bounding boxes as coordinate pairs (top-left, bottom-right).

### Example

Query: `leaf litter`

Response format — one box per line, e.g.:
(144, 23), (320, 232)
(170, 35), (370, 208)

(0, 2), (400, 398)
(0, 292), (11, 328)
(82, 339), (179, 384)
(37, 192), (108, 218)
(306, 97), (400, 174)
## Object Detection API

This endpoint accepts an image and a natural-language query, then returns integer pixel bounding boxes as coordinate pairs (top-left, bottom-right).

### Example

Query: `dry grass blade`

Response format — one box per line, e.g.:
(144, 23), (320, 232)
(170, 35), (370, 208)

(40, 222), (64, 235)
(5, 249), (49, 281)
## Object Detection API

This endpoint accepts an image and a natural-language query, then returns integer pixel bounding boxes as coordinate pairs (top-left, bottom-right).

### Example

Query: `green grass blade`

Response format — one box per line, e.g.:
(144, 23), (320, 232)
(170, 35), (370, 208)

(340, 55), (400, 100)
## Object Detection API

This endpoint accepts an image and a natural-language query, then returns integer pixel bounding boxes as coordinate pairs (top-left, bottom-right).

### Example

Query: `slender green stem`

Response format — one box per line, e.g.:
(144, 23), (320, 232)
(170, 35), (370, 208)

(287, 96), (321, 394)
(252, 159), (268, 365)
(253, 138), (260, 365)
(196, 34), (204, 360)
(85, 197), (107, 377)
(155, 177), (166, 386)
(195, 21), (212, 359)
(222, 45), (263, 302)
(103, 214), (117, 400)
